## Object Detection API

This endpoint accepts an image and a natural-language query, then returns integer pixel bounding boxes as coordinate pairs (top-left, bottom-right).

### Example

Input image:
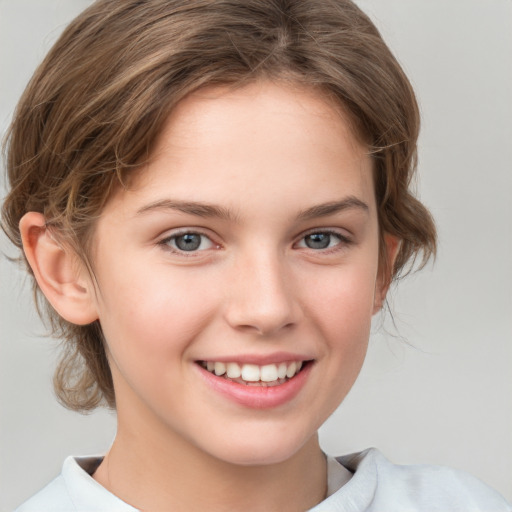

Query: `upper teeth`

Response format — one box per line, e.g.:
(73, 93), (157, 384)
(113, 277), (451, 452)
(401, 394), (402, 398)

(204, 361), (303, 382)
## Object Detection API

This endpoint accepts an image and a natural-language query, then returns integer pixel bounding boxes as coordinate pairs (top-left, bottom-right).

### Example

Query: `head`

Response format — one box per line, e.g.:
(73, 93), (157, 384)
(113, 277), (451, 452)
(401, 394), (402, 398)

(2, 0), (435, 421)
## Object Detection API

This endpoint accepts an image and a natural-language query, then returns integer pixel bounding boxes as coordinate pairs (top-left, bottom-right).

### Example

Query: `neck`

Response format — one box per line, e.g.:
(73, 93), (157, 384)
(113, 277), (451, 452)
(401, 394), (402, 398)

(94, 421), (327, 511)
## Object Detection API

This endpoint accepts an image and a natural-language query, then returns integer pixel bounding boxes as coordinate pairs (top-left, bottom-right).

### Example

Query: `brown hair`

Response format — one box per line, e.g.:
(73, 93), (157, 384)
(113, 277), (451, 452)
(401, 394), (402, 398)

(1, 0), (436, 411)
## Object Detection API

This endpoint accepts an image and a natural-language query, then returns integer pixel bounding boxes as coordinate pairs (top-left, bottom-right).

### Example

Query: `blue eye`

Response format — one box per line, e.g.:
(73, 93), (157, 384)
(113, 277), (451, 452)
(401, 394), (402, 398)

(297, 231), (346, 250)
(162, 232), (214, 252)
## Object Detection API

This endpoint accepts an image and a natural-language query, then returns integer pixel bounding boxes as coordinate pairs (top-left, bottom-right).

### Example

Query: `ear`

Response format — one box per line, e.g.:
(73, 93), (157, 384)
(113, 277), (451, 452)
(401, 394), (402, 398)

(373, 234), (400, 314)
(19, 212), (98, 325)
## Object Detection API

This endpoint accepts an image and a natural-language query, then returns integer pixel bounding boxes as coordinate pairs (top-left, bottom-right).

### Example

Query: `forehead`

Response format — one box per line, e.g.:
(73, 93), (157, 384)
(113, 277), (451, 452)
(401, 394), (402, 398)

(109, 80), (374, 218)
(154, 81), (365, 164)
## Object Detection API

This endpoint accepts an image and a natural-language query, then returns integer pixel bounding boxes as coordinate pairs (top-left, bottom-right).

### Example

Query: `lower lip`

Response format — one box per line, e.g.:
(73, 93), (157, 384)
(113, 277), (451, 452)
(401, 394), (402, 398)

(197, 363), (312, 409)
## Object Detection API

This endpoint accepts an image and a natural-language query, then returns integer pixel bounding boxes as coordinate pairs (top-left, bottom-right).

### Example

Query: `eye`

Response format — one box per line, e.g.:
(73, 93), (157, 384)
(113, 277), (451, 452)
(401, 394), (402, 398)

(160, 232), (215, 253)
(296, 231), (348, 250)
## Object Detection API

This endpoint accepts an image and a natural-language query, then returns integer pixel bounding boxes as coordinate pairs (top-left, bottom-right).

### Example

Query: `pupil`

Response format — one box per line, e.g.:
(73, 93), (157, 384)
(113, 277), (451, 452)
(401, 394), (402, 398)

(176, 234), (201, 251)
(306, 233), (330, 249)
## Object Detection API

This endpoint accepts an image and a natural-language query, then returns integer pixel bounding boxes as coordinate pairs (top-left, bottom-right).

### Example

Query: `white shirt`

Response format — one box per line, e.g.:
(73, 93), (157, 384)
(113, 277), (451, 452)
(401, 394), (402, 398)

(15, 448), (511, 511)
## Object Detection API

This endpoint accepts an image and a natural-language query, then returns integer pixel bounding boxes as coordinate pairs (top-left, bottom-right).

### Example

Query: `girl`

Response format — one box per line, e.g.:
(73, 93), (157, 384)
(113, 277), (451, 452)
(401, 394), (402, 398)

(2, 0), (510, 510)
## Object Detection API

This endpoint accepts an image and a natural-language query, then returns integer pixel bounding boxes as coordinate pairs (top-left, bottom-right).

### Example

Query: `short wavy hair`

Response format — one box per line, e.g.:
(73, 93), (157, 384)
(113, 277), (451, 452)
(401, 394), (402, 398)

(2, 0), (436, 411)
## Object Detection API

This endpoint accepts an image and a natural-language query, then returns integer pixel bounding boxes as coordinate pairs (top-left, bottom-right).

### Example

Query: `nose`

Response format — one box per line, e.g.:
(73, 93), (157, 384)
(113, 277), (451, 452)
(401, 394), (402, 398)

(223, 248), (301, 336)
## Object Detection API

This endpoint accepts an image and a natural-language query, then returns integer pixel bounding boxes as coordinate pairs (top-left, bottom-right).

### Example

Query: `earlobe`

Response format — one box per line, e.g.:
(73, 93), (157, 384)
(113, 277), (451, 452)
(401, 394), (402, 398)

(19, 212), (98, 325)
(373, 234), (400, 314)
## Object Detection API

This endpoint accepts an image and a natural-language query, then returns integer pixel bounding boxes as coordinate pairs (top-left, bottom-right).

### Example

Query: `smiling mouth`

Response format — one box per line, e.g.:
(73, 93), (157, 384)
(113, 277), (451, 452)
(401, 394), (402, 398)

(197, 360), (312, 387)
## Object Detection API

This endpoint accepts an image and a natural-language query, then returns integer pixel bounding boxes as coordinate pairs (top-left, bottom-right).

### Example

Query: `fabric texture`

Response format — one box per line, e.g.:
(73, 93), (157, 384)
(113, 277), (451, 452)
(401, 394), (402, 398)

(15, 448), (511, 512)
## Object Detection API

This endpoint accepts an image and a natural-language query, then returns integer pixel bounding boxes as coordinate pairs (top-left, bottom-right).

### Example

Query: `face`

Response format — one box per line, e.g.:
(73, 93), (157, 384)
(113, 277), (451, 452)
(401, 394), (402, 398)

(88, 81), (387, 466)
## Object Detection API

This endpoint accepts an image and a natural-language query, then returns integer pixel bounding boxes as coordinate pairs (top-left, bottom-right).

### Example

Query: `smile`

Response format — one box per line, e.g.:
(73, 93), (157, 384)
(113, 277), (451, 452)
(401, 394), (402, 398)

(196, 358), (314, 409)
(199, 361), (305, 387)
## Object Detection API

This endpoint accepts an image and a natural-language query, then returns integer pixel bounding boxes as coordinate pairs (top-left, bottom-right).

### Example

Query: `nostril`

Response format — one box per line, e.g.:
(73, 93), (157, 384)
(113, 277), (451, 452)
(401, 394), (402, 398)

(234, 320), (296, 336)
(225, 302), (300, 336)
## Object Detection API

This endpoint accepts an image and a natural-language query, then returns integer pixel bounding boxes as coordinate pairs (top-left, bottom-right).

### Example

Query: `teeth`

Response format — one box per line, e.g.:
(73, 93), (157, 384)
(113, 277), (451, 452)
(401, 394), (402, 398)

(214, 362), (226, 376)
(260, 364), (278, 382)
(286, 362), (297, 378)
(203, 361), (305, 383)
(226, 362), (241, 379)
(241, 364), (260, 382)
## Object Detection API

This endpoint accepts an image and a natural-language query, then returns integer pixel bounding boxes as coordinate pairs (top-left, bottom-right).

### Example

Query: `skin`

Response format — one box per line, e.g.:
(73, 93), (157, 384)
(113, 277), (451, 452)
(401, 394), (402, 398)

(20, 80), (397, 511)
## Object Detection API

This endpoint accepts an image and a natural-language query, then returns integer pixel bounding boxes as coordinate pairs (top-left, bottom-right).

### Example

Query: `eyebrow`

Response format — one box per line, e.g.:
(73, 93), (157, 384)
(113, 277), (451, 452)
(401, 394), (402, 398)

(136, 199), (238, 222)
(135, 196), (369, 222)
(296, 196), (369, 221)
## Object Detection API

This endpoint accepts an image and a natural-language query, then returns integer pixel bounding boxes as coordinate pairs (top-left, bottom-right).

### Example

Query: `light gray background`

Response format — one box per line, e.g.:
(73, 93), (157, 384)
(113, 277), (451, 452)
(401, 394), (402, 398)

(1, 0), (511, 510)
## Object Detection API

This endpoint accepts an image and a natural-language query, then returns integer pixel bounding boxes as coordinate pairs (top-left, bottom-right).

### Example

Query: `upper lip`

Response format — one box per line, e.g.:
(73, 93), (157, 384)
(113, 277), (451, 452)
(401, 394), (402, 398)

(196, 352), (314, 366)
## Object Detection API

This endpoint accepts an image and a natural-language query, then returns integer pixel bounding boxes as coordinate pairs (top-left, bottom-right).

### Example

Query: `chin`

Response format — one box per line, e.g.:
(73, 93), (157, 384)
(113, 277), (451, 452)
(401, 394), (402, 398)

(202, 428), (317, 467)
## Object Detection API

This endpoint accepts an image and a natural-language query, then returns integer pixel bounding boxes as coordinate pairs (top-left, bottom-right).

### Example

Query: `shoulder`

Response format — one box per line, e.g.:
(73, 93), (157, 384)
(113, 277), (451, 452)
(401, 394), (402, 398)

(14, 473), (73, 512)
(14, 475), (75, 512)
(14, 456), (137, 512)
(315, 448), (511, 512)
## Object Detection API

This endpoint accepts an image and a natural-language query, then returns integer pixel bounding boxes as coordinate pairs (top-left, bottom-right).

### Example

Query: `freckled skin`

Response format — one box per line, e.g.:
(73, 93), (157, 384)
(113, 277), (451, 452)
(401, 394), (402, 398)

(88, 81), (390, 510)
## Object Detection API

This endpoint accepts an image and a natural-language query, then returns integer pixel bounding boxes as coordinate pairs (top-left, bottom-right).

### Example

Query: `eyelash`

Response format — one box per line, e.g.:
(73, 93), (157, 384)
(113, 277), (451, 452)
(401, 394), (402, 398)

(158, 229), (217, 257)
(157, 228), (353, 256)
(295, 229), (353, 253)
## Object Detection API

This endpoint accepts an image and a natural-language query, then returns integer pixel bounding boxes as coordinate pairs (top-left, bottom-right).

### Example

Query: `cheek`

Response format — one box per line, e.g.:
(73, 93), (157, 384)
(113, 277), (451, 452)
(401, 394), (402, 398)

(304, 261), (377, 390)
(94, 257), (217, 364)
(308, 262), (378, 336)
